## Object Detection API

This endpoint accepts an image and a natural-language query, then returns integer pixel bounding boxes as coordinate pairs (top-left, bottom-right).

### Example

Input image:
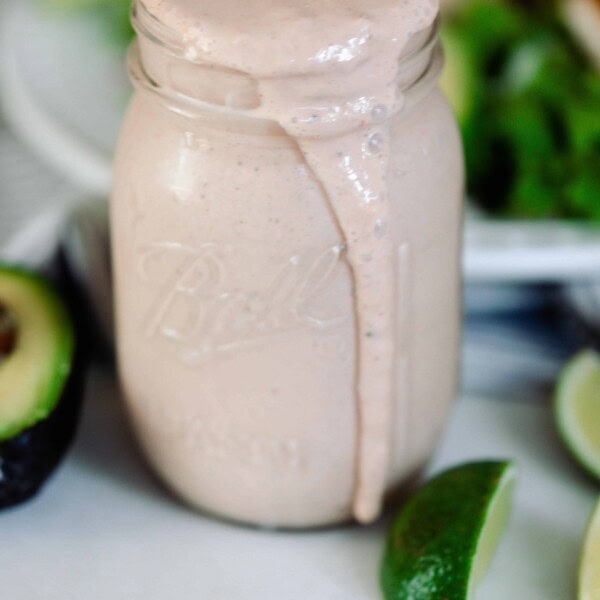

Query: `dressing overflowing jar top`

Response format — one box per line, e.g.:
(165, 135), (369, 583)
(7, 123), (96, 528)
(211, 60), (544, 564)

(139, 0), (439, 135)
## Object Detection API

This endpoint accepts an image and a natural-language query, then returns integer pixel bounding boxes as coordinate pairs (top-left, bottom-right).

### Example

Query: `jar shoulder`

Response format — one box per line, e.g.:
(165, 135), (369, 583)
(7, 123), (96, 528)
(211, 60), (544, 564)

(113, 87), (463, 216)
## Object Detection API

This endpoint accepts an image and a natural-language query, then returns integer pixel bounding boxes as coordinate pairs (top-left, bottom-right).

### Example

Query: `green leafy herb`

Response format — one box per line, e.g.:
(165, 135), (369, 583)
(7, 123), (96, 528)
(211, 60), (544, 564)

(442, 0), (600, 220)
(39, 0), (133, 48)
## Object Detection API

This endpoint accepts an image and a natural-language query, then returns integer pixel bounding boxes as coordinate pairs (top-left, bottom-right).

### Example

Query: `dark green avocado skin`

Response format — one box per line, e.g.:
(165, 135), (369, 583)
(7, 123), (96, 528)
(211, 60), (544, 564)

(0, 341), (85, 509)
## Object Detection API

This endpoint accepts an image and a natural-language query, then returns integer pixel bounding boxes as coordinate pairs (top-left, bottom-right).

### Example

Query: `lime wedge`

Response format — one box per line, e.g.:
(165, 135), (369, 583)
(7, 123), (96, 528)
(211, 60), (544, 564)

(555, 350), (600, 481)
(580, 498), (600, 600)
(381, 461), (517, 600)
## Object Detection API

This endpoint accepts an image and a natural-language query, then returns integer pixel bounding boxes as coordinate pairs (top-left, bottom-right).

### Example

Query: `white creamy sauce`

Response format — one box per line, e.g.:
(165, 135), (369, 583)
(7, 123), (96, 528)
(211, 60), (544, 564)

(141, 0), (439, 522)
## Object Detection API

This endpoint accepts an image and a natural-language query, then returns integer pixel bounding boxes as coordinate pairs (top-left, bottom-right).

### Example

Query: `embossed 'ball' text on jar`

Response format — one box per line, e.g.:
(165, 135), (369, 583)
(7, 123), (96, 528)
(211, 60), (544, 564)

(111, 0), (464, 528)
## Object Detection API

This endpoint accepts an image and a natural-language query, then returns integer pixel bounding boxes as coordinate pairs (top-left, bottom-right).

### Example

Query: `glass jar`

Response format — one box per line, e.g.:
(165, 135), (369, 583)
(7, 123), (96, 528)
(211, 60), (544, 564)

(111, 0), (464, 528)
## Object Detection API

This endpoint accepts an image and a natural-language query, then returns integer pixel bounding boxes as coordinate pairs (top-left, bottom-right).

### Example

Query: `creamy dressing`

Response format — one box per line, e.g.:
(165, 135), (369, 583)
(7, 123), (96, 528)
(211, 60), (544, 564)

(140, 0), (438, 522)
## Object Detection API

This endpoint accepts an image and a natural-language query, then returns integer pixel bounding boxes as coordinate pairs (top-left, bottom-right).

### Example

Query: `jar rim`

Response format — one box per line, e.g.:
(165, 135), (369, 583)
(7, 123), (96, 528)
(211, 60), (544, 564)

(133, 1), (440, 73)
(130, 0), (443, 130)
(128, 43), (291, 136)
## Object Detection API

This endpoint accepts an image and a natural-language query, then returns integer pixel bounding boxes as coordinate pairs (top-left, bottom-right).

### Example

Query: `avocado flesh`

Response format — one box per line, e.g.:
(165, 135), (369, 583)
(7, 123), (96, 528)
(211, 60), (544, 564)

(0, 269), (73, 441)
(0, 268), (83, 509)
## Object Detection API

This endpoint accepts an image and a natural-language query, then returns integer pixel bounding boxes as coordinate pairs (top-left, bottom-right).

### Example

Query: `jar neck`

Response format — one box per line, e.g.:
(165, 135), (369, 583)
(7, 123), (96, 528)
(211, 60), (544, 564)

(131, 0), (442, 132)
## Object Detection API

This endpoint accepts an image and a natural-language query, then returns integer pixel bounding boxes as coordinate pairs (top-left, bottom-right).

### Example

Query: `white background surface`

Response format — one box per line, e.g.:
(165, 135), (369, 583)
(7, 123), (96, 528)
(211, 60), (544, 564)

(0, 367), (596, 599)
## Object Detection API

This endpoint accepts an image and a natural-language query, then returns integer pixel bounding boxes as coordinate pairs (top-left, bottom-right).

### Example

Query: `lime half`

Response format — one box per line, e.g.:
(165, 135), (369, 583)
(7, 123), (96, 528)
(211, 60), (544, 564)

(580, 498), (600, 600)
(381, 461), (517, 600)
(555, 350), (600, 481)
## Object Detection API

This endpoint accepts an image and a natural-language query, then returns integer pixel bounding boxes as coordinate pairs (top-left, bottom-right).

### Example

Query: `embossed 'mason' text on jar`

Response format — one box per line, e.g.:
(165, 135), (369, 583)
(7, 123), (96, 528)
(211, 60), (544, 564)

(111, 0), (464, 528)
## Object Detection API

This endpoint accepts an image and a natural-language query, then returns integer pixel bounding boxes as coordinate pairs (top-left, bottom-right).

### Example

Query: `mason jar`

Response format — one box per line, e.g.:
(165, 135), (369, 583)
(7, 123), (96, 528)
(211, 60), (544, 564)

(111, 0), (464, 528)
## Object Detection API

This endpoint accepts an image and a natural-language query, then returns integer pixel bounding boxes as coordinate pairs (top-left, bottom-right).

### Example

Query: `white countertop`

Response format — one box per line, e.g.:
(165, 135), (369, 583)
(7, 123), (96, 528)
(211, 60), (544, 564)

(1, 366), (596, 599)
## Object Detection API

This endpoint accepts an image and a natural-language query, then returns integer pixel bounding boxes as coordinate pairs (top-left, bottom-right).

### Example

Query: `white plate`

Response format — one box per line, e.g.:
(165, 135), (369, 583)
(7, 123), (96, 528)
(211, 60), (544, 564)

(0, 0), (126, 195)
(3, 0), (600, 284)
(0, 115), (80, 267)
(1, 366), (595, 599)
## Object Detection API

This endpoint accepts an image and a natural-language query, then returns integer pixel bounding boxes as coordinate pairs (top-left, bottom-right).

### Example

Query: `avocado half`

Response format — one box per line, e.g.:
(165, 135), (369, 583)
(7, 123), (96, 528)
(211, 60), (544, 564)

(0, 267), (84, 509)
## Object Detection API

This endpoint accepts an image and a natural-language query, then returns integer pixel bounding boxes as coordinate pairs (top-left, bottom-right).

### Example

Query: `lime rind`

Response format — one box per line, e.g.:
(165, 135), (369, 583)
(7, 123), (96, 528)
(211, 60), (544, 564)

(555, 350), (600, 481)
(381, 461), (517, 600)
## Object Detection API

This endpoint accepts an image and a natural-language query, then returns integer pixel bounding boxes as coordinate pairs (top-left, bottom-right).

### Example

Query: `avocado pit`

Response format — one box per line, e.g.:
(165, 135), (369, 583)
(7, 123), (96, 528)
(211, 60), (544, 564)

(0, 303), (16, 359)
